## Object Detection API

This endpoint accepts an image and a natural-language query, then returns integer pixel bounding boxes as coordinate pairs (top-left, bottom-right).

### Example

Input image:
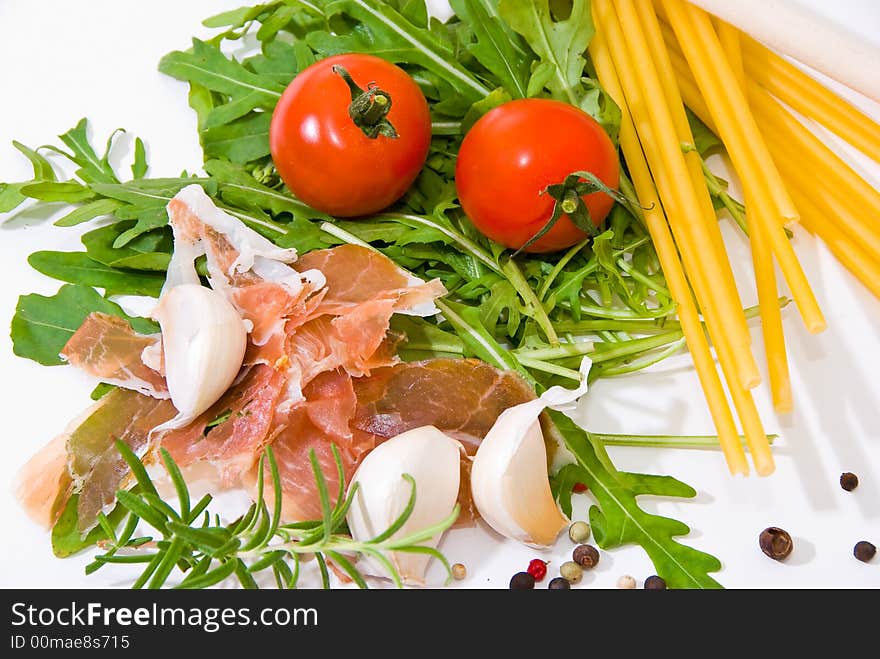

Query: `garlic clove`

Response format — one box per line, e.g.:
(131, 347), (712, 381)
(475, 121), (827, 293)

(151, 283), (248, 430)
(347, 426), (462, 586)
(471, 358), (593, 548)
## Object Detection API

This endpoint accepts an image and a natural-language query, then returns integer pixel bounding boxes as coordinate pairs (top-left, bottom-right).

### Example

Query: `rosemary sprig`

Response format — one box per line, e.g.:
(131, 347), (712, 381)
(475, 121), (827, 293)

(87, 441), (458, 589)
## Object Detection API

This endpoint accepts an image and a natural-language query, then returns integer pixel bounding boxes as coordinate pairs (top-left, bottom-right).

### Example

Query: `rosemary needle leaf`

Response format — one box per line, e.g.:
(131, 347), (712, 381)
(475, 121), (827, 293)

(148, 536), (186, 589)
(266, 447), (283, 537)
(116, 491), (168, 534)
(175, 560), (237, 590)
(327, 551), (369, 590)
(160, 447), (190, 520)
(315, 553), (330, 590)
(234, 559), (259, 590)
(188, 494), (214, 524)
(115, 440), (159, 497)
(363, 548), (404, 589)
(369, 474), (417, 544)
(309, 449), (334, 545)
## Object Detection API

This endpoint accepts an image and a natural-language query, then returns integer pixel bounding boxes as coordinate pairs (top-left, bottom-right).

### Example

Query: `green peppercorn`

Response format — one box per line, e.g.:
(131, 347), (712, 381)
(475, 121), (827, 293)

(568, 521), (592, 544)
(854, 541), (876, 563)
(560, 561), (583, 584)
(509, 571), (535, 589)
(644, 575), (667, 589)
(548, 577), (570, 590)
(572, 544), (600, 569)
(840, 472), (859, 491)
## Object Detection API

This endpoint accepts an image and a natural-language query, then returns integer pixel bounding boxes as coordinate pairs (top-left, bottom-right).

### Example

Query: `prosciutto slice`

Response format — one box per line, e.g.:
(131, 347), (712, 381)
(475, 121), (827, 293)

(253, 370), (369, 521)
(160, 365), (287, 488)
(61, 313), (168, 399)
(256, 359), (535, 523)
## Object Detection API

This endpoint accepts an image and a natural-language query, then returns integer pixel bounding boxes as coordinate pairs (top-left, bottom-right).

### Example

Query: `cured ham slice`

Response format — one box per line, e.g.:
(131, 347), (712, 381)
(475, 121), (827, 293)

(160, 365), (287, 488)
(351, 359), (536, 525)
(64, 389), (176, 533)
(257, 359), (534, 524)
(351, 359), (536, 449)
(16, 433), (73, 529)
(295, 244), (445, 317)
(253, 370), (367, 521)
(61, 313), (168, 399)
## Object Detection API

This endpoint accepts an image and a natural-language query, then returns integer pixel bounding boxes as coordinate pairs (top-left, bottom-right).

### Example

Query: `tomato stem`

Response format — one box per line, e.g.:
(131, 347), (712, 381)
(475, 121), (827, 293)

(332, 65), (399, 140)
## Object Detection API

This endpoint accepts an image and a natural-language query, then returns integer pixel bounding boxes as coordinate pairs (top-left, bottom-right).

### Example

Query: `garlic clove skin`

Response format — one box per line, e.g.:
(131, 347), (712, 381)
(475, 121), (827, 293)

(347, 426), (462, 586)
(471, 357), (593, 548)
(470, 410), (568, 548)
(151, 283), (248, 429)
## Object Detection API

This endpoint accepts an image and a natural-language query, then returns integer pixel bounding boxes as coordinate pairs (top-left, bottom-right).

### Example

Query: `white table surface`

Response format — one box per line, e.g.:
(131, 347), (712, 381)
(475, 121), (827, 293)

(1, 0), (878, 589)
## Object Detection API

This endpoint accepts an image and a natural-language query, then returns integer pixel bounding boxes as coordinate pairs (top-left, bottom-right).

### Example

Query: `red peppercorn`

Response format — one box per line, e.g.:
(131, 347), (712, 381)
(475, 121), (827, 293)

(573, 482), (588, 493)
(527, 558), (548, 582)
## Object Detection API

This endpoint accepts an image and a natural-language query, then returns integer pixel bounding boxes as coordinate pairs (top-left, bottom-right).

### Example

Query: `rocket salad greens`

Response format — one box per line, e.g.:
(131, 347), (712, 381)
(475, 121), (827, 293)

(3, 0), (742, 588)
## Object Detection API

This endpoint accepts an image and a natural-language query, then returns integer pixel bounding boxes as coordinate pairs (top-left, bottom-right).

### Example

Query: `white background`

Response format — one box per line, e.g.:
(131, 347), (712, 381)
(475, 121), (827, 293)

(0, 0), (878, 589)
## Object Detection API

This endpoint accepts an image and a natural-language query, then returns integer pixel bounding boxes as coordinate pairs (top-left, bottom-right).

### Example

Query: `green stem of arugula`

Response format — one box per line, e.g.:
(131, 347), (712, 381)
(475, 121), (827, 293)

(500, 258), (559, 345)
(319, 221), (374, 249)
(594, 338), (687, 376)
(592, 431), (778, 450)
(430, 120), (463, 136)
(538, 237), (591, 302)
(516, 357), (582, 380)
(376, 212), (502, 274)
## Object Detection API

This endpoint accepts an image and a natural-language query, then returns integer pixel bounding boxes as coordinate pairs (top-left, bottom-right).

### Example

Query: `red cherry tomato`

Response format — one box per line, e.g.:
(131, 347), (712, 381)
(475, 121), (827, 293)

(270, 54), (431, 217)
(455, 99), (620, 253)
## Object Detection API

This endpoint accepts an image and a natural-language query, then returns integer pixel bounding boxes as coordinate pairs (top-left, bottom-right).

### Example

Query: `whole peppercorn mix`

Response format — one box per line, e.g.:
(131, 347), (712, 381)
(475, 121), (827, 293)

(527, 559), (548, 582)
(616, 575), (637, 589)
(759, 527), (794, 561)
(548, 577), (571, 590)
(509, 571), (535, 589)
(854, 541), (876, 563)
(559, 561), (583, 584)
(840, 472), (859, 491)
(572, 544), (600, 569)
(644, 575), (667, 589)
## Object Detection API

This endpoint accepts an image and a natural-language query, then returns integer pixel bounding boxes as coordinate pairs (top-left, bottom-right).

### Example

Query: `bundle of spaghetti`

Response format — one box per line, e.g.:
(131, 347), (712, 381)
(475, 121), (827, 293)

(715, 22), (792, 413)
(592, 0), (773, 475)
(662, 28), (880, 305)
(660, 0), (826, 338)
(740, 35), (880, 164)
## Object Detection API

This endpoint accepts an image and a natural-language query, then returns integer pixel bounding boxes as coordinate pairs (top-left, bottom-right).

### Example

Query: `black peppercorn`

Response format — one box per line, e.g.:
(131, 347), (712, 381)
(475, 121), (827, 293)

(840, 472), (859, 491)
(509, 571), (535, 589)
(644, 575), (667, 589)
(572, 544), (600, 569)
(854, 541), (876, 563)
(759, 527), (793, 561)
(548, 577), (571, 590)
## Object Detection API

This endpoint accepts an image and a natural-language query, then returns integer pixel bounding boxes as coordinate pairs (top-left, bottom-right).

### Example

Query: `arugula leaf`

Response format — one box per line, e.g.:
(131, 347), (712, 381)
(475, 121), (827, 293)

(11, 284), (158, 366)
(309, 0), (490, 103)
(202, 112), (272, 164)
(81, 223), (172, 272)
(54, 198), (124, 227)
(549, 412), (722, 589)
(159, 38), (284, 130)
(28, 252), (165, 298)
(0, 141), (58, 213)
(205, 159), (329, 220)
(450, 0), (532, 99)
(51, 118), (120, 185)
(498, 0), (594, 104)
